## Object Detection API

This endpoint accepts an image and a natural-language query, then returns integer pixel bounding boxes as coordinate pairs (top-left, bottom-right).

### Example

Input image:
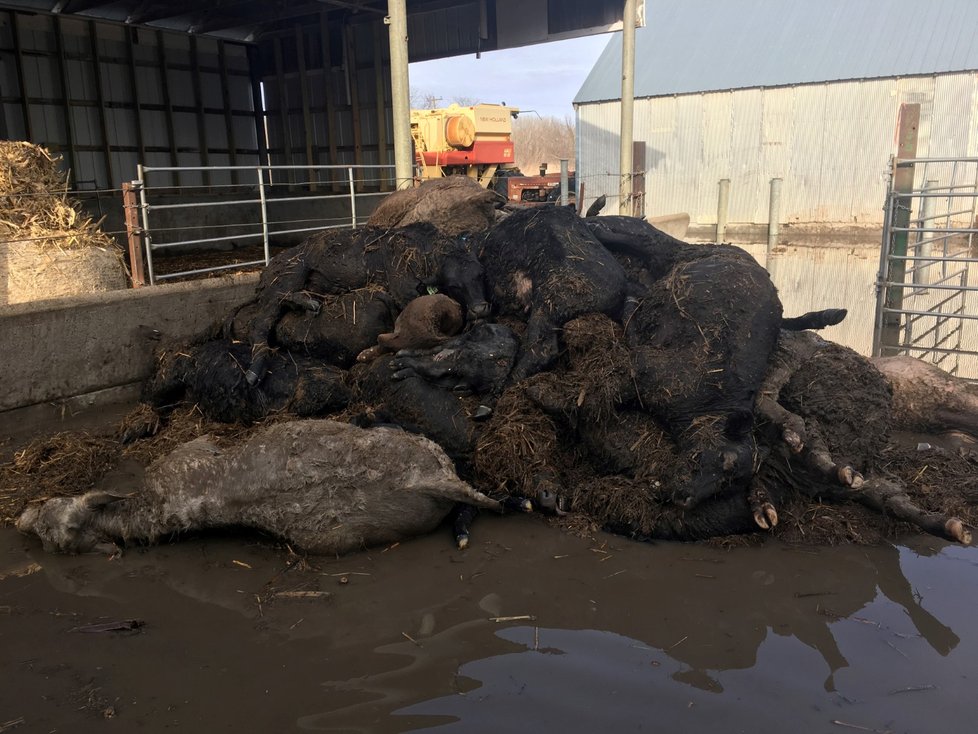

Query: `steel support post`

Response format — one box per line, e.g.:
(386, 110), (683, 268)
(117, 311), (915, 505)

(387, 0), (413, 190)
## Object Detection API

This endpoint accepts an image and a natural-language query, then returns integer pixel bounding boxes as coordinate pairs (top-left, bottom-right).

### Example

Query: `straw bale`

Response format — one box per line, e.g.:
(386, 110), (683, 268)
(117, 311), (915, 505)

(1, 240), (126, 305)
(0, 141), (125, 304)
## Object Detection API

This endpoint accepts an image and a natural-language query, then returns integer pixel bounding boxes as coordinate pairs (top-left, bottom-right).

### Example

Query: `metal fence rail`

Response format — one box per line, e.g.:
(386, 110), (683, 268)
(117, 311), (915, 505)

(129, 163), (395, 285)
(873, 157), (978, 377)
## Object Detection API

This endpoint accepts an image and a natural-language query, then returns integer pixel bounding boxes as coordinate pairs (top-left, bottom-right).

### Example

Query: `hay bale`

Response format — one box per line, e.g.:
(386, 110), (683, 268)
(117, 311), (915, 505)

(367, 176), (501, 236)
(0, 141), (125, 305)
(1, 240), (126, 305)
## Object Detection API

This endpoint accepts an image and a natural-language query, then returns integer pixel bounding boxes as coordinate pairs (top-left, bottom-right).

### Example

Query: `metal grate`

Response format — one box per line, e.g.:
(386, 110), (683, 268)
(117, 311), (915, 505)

(873, 157), (978, 378)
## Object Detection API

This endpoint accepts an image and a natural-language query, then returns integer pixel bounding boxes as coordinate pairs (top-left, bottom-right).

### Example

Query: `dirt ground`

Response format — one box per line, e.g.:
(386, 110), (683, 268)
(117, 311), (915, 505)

(2, 404), (978, 733)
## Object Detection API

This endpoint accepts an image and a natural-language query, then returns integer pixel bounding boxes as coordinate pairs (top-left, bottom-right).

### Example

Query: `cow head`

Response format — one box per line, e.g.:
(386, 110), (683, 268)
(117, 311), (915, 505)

(17, 492), (124, 554)
(672, 410), (756, 510)
(428, 242), (490, 321)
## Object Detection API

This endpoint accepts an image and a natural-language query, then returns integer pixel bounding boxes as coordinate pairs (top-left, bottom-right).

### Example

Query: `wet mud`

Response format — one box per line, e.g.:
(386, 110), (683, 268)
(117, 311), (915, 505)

(4, 403), (978, 733)
(2, 516), (977, 733)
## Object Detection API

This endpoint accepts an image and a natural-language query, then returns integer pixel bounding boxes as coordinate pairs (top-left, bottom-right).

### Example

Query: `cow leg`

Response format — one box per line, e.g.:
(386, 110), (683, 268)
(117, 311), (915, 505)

(755, 395), (806, 453)
(451, 502), (479, 549)
(800, 428), (864, 488)
(243, 263), (313, 386)
(510, 310), (561, 384)
(821, 478), (972, 544)
(748, 479), (779, 530)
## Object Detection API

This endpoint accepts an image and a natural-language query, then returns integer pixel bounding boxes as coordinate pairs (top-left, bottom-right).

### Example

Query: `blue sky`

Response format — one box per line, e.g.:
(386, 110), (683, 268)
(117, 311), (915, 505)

(408, 33), (612, 119)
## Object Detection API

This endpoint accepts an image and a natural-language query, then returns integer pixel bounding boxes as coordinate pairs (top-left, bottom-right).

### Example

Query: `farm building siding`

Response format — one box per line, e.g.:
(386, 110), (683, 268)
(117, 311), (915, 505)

(576, 72), (978, 226)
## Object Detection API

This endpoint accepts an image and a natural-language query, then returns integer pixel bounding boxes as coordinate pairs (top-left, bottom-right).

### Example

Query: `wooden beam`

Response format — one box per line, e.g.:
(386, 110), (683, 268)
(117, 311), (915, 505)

(9, 11), (32, 140)
(273, 36), (295, 185)
(319, 11), (339, 190)
(294, 24), (316, 190)
(246, 44), (269, 166)
(195, 1), (327, 36)
(372, 19), (388, 191)
(122, 180), (147, 287)
(61, 0), (119, 13)
(124, 26), (147, 168)
(155, 30), (181, 186)
(217, 41), (239, 184)
(87, 20), (114, 187)
(51, 15), (78, 186)
(188, 35), (210, 186)
(344, 23), (362, 190)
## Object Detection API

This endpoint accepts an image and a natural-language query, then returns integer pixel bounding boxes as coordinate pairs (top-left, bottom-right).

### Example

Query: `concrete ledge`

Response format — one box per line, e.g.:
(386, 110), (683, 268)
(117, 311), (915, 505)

(0, 273), (258, 412)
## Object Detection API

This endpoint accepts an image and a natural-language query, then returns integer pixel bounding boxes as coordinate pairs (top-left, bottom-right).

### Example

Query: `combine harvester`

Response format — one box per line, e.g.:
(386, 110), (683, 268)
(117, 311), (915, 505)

(409, 102), (688, 237)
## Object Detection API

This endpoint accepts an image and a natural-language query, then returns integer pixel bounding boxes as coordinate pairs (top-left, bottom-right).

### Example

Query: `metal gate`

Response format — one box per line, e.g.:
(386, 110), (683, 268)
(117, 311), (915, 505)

(873, 157), (978, 378)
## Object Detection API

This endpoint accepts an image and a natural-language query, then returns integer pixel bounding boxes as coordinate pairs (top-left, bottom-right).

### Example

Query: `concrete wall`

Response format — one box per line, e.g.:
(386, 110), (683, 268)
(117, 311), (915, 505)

(0, 273), (258, 413)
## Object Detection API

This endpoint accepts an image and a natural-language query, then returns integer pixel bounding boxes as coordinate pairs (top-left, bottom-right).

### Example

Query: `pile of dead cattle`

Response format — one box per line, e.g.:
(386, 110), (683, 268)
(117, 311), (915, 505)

(6, 177), (978, 556)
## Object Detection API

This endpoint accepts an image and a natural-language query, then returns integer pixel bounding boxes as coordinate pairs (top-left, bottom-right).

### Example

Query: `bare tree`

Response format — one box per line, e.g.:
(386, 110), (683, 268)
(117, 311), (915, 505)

(510, 114), (575, 174)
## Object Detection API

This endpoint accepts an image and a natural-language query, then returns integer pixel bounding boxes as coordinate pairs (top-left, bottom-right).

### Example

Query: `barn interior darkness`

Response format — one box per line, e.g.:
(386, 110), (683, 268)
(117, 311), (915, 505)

(0, 0), (625, 231)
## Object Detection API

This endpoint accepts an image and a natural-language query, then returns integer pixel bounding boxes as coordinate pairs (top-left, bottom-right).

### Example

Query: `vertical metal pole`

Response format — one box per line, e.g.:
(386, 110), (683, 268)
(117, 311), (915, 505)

(386, 0), (413, 190)
(618, 0), (636, 214)
(767, 177), (782, 256)
(559, 158), (569, 206)
(258, 167), (270, 263)
(716, 178), (730, 242)
(137, 164), (155, 285)
(349, 166), (358, 227)
(912, 178), (938, 285)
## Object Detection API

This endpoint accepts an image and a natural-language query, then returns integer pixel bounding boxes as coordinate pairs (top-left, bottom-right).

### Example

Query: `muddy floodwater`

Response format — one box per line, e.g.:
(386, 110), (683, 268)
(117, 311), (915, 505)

(2, 513), (977, 733)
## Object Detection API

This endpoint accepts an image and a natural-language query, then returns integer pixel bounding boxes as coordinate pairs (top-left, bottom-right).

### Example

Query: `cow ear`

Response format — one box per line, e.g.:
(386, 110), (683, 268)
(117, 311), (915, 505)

(84, 492), (128, 510)
(724, 409), (753, 439)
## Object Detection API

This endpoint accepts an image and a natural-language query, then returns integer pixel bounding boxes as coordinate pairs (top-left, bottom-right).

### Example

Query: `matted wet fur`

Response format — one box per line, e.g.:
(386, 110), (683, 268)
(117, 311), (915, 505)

(367, 176), (502, 236)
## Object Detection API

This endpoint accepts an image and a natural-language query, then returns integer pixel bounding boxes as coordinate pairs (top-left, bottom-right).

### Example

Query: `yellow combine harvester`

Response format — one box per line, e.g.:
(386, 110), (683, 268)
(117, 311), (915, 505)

(410, 103), (518, 187)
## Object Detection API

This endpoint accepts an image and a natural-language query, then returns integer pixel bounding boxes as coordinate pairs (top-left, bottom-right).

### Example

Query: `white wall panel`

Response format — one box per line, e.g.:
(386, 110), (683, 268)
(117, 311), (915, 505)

(578, 72), (978, 226)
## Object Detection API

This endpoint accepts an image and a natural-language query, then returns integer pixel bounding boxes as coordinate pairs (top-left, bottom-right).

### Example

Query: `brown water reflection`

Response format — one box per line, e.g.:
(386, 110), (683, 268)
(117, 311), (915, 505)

(2, 515), (976, 733)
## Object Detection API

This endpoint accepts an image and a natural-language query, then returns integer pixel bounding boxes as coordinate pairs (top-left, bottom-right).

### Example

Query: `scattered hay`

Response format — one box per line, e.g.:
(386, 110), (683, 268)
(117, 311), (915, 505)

(0, 431), (119, 521)
(473, 386), (561, 496)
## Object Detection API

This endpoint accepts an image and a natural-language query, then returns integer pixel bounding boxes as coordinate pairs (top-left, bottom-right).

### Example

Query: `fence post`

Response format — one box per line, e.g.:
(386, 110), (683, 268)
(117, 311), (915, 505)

(767, 177), (782, 258)
(122, 181), (146, 287)
(136, 163), (155, 285)
(912, 178), (938, 286)
(258, 166), (270, 264)
(716, 178), (730, 242)
(559, 159), (569, 207)
(348, 167), (358, 228)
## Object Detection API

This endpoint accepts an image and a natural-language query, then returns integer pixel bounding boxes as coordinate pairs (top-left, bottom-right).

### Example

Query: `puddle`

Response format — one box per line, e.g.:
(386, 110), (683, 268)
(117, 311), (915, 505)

(2, 513), (975, 733)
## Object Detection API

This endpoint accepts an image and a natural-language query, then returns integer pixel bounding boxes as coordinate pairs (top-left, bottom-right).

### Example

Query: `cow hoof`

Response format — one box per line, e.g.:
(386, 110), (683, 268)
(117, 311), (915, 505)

(537, 487), (567, 516)
(501, 496), (534, 514)
(946, 519), (972, 545)
(245, 369), (261, 387)
(456, 533), (470, 550)
(753, 503), (779, 530)
(391, 368), (415, 381)
(838, 466), (864, 487)
(783, 429), (804, 454)
(472, 404), (493, 420)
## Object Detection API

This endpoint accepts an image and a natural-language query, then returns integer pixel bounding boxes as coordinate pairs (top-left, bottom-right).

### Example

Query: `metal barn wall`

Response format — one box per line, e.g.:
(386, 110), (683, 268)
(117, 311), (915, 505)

(0, 10), (260, 190)
(257, 16), (392, 192)
(576, 72), (978, 226)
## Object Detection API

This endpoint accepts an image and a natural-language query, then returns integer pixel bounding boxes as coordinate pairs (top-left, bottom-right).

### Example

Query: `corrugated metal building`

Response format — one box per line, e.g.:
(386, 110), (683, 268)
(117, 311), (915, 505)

(574, 0), (978, 232)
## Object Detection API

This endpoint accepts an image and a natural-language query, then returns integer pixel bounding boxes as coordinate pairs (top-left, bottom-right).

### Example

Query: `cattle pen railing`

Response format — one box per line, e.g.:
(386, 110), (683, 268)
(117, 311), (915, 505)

(873, 156), (978, 378)
(125, 163), (395, 286)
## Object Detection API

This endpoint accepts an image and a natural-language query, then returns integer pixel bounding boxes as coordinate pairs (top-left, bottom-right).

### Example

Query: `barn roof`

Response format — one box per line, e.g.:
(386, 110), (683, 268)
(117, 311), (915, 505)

(575, 0), (978, 104)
